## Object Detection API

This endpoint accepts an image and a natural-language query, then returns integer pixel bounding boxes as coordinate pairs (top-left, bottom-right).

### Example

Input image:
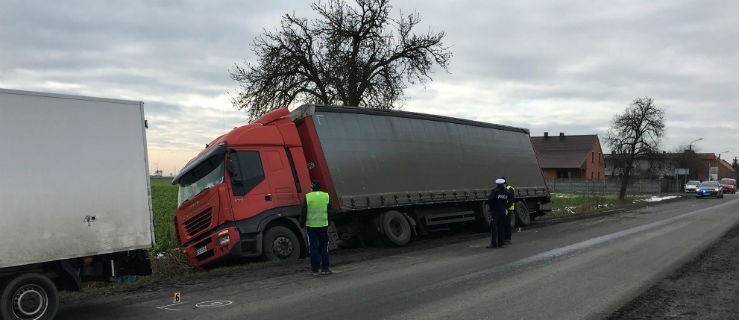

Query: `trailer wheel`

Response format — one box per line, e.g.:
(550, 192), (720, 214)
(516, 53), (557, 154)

(509, 210), (517, 229)
(1, 273), (58, 320)
(475, 201), (492, 231)
(263, 226), (300, 261)
(380, 211), (412, 246)
(514, 201), (531, 226)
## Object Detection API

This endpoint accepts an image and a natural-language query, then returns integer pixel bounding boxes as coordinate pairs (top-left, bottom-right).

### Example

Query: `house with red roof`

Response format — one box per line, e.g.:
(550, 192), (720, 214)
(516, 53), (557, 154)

(530, 132), (606, 180)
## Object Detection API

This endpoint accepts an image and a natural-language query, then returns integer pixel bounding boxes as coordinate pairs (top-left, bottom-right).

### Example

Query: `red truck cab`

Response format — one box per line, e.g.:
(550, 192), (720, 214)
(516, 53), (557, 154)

(173, 108), (312, 266)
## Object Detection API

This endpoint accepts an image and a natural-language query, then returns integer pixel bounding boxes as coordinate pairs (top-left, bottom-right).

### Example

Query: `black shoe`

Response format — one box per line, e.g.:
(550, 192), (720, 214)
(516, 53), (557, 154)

(486, 245), (497, 248)
(504, 240), (511, 245)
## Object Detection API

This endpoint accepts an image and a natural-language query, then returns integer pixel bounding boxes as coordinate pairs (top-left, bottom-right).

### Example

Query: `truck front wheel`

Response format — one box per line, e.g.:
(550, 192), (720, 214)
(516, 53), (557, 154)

(263, 226), (301, 261)
(1, 273), (58, 320)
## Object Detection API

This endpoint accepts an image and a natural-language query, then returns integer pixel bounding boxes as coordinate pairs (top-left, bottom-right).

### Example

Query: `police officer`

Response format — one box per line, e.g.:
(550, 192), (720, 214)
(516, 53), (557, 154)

(503, 177), (515, 245)
(487, 178), (512, 248)
(302, 181), (332, 276)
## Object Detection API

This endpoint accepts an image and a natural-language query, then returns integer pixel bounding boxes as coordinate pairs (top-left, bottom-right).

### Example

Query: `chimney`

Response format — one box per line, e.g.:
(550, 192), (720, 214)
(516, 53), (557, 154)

(559, 132), (565, 139)
(544, 132), (549, 139)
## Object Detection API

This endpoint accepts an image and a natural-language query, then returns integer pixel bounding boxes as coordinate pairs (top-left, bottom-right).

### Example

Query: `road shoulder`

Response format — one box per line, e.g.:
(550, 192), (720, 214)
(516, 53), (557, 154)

(608, 224), (739, 319)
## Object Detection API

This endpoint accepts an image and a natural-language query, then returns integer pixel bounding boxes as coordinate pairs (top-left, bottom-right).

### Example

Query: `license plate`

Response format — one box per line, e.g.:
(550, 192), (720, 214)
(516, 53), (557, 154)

(196, 245), (208, 256)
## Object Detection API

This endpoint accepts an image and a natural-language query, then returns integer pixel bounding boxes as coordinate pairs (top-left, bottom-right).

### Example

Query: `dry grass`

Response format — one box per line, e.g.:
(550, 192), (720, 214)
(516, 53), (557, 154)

(543, 193), (656, 219)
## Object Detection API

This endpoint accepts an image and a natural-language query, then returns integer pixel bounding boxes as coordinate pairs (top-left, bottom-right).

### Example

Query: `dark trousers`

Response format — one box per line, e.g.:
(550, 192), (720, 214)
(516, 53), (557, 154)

(504, 210), (512, 241)
(490, 213), (506, 247)
(307, 226), (330, 272)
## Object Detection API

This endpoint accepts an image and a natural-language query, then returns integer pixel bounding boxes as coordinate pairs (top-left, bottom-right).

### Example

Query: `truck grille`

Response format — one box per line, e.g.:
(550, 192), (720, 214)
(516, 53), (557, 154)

(185, 209), (212, 237)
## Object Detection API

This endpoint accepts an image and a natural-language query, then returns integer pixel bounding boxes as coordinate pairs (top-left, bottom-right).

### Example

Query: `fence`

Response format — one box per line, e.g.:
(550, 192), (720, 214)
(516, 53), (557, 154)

(545, 178), (676, 194)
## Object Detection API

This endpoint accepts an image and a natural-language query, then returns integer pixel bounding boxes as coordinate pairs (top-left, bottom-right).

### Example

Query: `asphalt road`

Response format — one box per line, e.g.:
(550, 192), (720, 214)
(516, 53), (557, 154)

(58, 194), (739, 320)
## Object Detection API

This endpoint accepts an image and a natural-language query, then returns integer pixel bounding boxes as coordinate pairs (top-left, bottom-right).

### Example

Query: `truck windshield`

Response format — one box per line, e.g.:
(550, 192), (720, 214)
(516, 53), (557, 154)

(177, 156), (225, 206)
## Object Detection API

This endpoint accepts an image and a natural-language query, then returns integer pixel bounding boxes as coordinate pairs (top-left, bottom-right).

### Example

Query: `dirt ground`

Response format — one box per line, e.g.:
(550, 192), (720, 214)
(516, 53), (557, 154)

(608, 224), (739, 319)
(61, 228), (490, 304)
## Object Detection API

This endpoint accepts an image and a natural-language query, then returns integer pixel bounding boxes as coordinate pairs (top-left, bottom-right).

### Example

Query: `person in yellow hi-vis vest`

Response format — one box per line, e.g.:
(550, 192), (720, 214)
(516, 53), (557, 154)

(301, 180), (332, 276)
(503, 177), (515, 245)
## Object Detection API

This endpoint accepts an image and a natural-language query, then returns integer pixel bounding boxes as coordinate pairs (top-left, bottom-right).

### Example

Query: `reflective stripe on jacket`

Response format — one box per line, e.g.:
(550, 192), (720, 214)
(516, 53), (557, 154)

(305, 191), (330, 227)
(506, 185), (515, 211)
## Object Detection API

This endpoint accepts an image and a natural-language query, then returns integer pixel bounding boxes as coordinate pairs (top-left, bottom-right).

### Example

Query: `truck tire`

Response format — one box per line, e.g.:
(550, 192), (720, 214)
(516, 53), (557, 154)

(1, 273), (58, 320)
(475, 201), (492, 231)
(509, 211), (517, 229)
(514, 201), (531, 226)
(380, 211), (412, 246)
(263, 226), (301, 261)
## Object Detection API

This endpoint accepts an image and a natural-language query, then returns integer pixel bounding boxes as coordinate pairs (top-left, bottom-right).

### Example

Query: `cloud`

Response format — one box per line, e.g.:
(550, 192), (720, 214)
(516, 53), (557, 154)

(1, 0), (737, 171)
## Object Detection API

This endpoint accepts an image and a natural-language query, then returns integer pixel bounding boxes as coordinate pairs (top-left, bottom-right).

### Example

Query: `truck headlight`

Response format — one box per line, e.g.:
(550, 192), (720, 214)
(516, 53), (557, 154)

(218, 234), (230, 246)
(217, 230), (230, 246)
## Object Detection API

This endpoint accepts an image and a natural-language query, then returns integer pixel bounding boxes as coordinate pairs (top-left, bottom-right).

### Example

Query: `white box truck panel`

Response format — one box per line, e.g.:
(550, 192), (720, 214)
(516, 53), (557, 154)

(0, 89), (154, 269)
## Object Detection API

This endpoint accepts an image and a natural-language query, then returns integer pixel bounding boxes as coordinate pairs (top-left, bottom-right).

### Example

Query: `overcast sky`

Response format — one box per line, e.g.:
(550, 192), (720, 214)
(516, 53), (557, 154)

(1, 0), (737, 175)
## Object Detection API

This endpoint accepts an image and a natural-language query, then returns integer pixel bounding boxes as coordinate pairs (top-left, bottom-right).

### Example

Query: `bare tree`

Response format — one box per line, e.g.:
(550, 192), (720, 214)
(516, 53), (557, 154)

(230, 0), (452, 121)
(605, 97), (665, 200)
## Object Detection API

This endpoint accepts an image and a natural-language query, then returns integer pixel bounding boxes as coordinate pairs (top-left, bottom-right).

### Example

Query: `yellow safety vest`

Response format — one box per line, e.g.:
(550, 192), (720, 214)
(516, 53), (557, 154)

(506, 185), (515, 211)
(305, 191), (329, 227)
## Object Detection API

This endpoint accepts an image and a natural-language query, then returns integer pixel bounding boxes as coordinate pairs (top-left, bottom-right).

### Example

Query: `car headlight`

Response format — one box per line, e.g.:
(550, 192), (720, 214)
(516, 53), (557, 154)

(714, 188), (720, 192)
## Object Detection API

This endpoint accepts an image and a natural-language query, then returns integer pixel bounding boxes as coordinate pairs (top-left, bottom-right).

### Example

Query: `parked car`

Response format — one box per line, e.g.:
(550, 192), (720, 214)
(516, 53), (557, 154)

(719, 178), (736, 194)
(684, 180), (701, 193)
(695, 181), (724, 199)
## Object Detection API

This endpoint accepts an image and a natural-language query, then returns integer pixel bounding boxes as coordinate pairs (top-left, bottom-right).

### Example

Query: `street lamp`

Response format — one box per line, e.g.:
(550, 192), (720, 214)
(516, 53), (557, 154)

(688, 137), (703, 151)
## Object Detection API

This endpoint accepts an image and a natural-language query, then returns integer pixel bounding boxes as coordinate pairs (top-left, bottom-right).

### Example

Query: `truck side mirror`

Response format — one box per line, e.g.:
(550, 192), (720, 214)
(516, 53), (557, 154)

(228, 152), (243, 184)
(227, 159), (238, 178)
(228, 152), (246, 197)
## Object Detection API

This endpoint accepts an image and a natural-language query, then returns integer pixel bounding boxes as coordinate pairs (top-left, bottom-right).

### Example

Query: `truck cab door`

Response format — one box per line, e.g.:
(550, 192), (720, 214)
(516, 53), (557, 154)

(228, 148), (300, 221)
(228, 150), (269, 221)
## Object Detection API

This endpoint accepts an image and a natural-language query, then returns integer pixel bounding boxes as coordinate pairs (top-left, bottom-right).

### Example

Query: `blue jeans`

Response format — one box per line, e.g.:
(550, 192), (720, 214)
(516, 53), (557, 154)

(307, 226), (330, 272)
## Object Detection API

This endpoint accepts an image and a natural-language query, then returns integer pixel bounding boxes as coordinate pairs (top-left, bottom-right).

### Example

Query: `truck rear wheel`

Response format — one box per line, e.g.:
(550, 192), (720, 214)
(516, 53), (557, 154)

(475, 201), (492, 231)
(1, 273), (58, 320)
(514, 201), (531, 226)
(380, 211), (412, 246)
(263, 226), (301, 261)
(509, 210), (517, 229)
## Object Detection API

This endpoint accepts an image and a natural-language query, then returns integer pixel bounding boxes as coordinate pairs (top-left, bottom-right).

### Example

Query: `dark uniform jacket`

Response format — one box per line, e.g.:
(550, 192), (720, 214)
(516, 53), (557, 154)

(487, 186), (512, 219)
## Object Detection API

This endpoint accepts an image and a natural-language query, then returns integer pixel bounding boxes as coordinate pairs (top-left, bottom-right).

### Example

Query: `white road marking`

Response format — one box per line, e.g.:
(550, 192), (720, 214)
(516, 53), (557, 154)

(195, 300), (233, 308)
(156, 302), (186, 311)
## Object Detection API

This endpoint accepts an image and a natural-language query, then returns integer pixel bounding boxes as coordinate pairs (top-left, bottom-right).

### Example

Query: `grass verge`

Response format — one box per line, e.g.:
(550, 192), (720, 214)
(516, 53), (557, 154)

(541, 193), (676, 220)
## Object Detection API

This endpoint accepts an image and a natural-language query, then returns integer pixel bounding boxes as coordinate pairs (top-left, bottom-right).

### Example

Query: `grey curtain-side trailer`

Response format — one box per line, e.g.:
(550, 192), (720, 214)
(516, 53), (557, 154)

(293, 105), (550, 246)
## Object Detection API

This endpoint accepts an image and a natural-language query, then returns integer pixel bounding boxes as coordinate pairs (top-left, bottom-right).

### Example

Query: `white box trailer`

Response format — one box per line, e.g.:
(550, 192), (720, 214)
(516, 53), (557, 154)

(0, 88), (154, 320)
